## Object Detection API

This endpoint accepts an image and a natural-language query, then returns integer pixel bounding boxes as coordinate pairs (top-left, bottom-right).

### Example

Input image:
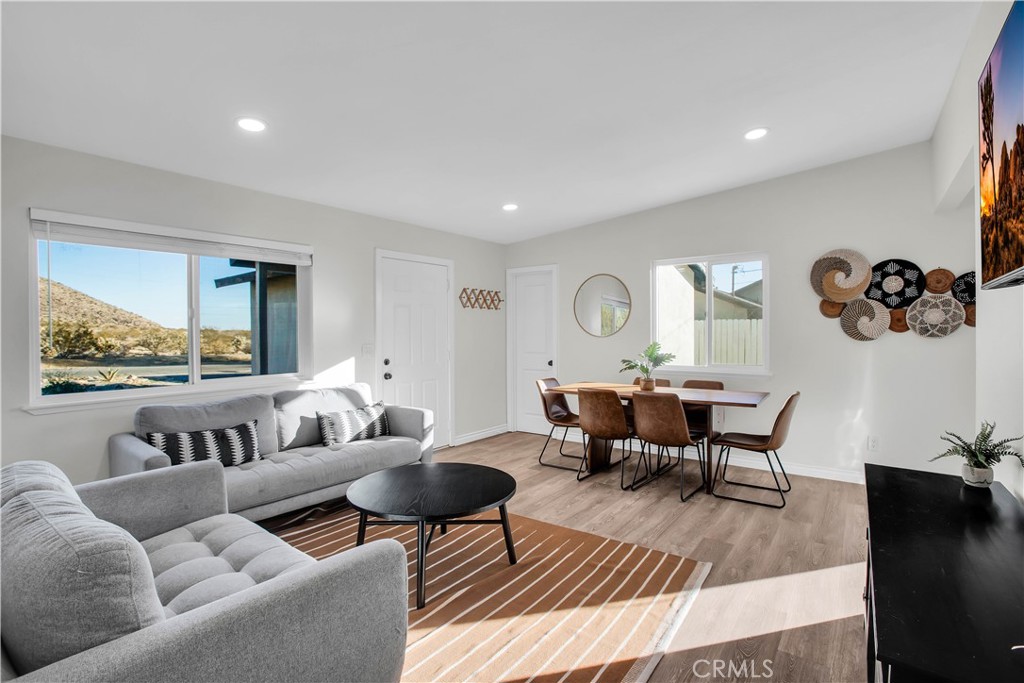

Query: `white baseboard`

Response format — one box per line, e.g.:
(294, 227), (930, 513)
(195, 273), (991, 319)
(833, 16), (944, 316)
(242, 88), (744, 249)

(550, 429), (863, 485)
(451, 424), (509, 447)
(712, 450), (864, 485)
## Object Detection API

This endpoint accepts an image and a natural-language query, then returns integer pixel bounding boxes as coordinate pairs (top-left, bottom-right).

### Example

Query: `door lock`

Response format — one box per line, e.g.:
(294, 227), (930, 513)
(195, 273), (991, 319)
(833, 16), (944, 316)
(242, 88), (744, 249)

(547, 360), (553, 367)
(383, 358), (391, 366)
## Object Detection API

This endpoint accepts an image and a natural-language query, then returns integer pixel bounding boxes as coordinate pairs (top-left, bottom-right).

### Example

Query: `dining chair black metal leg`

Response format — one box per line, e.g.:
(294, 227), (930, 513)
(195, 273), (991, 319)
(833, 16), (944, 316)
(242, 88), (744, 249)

(576, 433), (593, 481)
(772, 450), (792, 492)
(623, 439), (652, 490)
(712, 445), (787, 509)
(558, 428), (578, 457)
(540, 425), (584, 471)
(680, 444), (704, 502)
(605, 438), (631, 468)
(658, 444), (678, 476)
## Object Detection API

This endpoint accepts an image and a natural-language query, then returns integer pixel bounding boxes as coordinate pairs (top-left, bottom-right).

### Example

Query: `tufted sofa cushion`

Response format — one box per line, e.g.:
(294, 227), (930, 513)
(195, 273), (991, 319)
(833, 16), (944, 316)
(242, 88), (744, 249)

(1, 489), (165, 674)
(141, 513), (314, 617)
(0, 459), (78, 507)
(221, 436), (422, 512)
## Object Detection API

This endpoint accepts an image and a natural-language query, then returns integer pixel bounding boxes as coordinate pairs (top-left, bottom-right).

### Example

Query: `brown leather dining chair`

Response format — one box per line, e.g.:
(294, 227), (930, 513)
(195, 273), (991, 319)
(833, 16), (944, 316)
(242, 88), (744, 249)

(681, 379), (724, 439)
(535, 378), (583, 471)
(711, 392), (800, 509)
(577, 387), (633, 485)
(631, 391), (706, 500)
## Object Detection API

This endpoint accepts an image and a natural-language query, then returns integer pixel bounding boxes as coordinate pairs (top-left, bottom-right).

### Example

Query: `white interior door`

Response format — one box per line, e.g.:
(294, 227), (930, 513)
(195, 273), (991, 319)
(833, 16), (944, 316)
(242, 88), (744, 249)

(377, 252), (452, 447)
(508, 267), (556, 435)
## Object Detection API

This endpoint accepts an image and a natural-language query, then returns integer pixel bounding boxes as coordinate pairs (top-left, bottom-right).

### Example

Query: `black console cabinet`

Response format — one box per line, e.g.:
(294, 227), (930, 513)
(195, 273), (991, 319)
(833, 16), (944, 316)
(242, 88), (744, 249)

(864, 464), (1024, 683)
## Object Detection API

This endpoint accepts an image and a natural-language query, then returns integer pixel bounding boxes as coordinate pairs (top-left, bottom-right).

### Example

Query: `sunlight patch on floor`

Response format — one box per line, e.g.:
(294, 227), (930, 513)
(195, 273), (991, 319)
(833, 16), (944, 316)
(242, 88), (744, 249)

(669, 562), (865, 651)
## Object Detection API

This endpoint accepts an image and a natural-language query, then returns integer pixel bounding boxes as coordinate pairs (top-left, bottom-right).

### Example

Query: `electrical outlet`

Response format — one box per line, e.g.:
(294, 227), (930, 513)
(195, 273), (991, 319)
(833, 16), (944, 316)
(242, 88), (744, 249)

(867, 435), (879, 452)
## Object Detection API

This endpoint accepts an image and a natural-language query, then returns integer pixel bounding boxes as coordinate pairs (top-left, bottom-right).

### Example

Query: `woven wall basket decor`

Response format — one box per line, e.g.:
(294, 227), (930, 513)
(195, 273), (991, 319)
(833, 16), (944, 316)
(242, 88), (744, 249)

(810, 249), (872, 302)
(888, 308), (909, 333)
(964, 304), (976, 328)
(951, 271), (976, 305)
(819, 300), (845, 319)
(925, 268), (955, 294)
(906, 294), (965, 338)
(865, 259), (925, 309)
(840, 299), (890, 341)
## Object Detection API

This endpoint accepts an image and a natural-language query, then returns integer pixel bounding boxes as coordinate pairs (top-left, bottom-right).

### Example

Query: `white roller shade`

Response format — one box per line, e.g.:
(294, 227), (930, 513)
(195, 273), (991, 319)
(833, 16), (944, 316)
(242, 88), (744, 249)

(30, 208), (313, 266)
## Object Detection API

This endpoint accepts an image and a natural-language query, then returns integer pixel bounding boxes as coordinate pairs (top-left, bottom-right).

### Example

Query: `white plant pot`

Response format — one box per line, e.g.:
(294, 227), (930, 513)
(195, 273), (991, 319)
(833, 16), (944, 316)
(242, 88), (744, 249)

(961, 464), (993, 488)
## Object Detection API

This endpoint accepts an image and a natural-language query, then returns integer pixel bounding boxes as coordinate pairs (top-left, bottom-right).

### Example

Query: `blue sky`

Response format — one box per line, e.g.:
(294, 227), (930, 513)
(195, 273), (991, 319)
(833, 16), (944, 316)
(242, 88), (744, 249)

(39, 242), (251, 329)
(712, 260), (762, 294)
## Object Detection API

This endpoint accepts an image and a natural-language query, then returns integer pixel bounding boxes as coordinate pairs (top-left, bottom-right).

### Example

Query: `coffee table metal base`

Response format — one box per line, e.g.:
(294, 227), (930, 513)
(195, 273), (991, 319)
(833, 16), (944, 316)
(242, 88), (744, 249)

(356, 505), (517, 609)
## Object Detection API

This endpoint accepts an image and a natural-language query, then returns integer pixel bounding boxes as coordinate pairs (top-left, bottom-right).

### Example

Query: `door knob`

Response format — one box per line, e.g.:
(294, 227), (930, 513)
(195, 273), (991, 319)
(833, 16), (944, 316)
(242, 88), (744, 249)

(547, 360), (553, 367)
(384, 372), (392, 380)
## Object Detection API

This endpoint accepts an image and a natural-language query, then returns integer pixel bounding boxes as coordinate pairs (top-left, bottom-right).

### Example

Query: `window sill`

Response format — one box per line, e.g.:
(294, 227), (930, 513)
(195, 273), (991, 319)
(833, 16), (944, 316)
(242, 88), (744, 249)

(22, 374), (312, 415)
(659, 365), (773, 379)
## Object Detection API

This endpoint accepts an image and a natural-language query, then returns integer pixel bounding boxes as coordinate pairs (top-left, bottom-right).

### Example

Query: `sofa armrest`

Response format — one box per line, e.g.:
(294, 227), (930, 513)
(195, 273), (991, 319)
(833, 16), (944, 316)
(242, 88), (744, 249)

(108, 432), (171, 476)
(386, 404), (434, 463)
(75, 461), (228, 541)
(15, 539), (409, 683)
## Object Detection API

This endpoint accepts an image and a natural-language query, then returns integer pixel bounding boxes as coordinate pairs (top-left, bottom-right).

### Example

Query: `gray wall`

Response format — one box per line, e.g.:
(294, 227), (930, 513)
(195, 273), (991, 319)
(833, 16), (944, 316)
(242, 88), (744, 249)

(1, 136), (507, 484)
(507, 141), (976, 482)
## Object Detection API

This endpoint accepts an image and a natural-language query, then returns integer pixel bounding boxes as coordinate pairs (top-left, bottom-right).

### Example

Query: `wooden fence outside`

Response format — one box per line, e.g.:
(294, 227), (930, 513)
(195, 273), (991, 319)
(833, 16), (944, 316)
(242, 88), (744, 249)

(694, 319), (763, 365)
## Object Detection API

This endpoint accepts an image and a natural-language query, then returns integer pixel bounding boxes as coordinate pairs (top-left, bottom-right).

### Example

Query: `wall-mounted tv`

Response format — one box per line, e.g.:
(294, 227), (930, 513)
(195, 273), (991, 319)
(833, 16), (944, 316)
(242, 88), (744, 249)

(979, 1), (1024, 290)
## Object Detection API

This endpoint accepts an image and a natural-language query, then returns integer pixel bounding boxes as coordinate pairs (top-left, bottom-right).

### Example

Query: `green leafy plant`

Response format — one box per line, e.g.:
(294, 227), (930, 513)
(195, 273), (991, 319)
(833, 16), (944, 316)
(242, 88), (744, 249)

(619, 342), (675, 380)
(929, 421), (1024, 469)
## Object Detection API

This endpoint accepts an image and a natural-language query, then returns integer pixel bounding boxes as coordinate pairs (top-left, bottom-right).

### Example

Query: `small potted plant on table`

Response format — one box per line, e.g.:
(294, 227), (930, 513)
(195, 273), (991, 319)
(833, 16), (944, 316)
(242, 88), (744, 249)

(620, 342), (675, 391)
(929, 421), (1024, 488)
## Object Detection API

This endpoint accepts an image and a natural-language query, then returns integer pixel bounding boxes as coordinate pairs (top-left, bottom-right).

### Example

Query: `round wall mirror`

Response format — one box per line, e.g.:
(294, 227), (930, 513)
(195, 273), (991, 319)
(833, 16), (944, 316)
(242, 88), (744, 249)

(574, 274), (631, 337)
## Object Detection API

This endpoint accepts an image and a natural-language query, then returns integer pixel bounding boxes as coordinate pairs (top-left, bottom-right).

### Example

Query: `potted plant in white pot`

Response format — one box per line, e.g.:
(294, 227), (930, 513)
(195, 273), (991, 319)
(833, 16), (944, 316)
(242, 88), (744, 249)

(619, 342), (675, 391)
(929, 421), (1024, 488)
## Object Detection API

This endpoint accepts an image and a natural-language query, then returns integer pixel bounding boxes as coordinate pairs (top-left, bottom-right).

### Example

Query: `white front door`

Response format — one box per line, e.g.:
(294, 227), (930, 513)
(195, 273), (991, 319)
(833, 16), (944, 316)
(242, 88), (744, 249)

(377, 251), (452, 447)
(508, 266), (557, 435)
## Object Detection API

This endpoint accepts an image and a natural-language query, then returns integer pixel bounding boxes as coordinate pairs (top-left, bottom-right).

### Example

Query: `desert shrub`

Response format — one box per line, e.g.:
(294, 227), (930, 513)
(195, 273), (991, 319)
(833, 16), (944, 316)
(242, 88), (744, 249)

(48, 322), (97, 358)
(42, 369), (91, 394)
(136, 328), (174, 356)
(201, 328), (242, 356)
(165, 329), (188, 355)
(93, 336), (125, 357)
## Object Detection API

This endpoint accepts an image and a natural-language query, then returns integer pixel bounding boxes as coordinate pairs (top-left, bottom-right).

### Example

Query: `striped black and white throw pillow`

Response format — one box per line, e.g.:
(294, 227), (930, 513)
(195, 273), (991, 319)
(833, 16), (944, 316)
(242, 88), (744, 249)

(147, 420), (261, 467)
(317, 402), (390, 446)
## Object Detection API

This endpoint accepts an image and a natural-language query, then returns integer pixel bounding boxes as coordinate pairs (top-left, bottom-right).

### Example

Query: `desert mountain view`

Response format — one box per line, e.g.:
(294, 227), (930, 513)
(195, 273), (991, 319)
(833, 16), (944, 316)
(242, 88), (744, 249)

(39, 278), (162, 330)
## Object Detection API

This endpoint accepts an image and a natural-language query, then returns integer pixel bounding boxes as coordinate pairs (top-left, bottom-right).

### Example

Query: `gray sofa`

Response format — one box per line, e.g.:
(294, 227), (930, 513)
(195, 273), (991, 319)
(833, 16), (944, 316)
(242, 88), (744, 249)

(0, 459), (408, 682)
(108, 383), (433, 521)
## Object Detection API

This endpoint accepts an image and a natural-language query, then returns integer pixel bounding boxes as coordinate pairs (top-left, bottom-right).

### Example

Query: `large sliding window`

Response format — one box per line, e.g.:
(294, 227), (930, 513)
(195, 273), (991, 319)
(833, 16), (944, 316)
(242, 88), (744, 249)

(653, 253), (768, 371)
(33, 209), (311, 402)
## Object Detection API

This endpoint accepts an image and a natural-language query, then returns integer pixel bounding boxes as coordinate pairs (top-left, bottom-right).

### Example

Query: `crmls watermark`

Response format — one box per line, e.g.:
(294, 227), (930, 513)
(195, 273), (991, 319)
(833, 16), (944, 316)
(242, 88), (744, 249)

(692, 659), (774, 679)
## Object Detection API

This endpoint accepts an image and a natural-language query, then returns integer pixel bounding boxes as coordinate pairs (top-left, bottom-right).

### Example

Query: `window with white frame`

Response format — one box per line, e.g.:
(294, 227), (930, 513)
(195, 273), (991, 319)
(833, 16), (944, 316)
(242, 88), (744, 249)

(32, 209), (311, 401)
(653, 254), (767, 370)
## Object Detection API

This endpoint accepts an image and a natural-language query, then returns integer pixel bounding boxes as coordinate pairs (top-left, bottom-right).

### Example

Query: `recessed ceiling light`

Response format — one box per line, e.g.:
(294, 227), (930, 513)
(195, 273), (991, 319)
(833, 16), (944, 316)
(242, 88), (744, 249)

(237, 117), (267, 133)
(744, 127), (769, 141)
(502, 203), (519, 212)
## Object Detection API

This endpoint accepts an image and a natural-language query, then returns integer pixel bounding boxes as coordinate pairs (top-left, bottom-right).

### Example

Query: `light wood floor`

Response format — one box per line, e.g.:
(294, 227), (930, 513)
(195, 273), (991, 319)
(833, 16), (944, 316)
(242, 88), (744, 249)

(435, 431), (868, 683)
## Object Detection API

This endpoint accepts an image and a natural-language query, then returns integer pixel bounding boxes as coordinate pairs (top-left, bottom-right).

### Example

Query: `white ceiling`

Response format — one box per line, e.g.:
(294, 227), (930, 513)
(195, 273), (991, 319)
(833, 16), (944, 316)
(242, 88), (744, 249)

(2, 2), (980, 244)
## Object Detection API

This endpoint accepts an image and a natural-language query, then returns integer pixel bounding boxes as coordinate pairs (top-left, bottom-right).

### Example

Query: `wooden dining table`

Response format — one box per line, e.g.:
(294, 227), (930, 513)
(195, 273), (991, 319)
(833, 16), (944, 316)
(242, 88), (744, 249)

(550, 382), (770, 494)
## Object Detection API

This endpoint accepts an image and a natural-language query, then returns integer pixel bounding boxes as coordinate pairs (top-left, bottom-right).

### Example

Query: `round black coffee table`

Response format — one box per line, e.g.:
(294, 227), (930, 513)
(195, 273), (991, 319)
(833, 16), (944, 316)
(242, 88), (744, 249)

(346, 462), (517, 609)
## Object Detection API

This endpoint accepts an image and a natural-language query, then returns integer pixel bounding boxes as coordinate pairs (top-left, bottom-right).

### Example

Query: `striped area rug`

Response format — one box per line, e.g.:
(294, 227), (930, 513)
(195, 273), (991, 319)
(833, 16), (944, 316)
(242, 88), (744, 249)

(275, 507), (710, 683)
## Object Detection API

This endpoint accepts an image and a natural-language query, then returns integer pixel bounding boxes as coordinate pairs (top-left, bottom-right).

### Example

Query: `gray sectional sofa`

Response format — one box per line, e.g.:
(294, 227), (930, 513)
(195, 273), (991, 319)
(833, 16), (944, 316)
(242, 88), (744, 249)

(108, 383), (433, 521)
(0, 459), (408, 682)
